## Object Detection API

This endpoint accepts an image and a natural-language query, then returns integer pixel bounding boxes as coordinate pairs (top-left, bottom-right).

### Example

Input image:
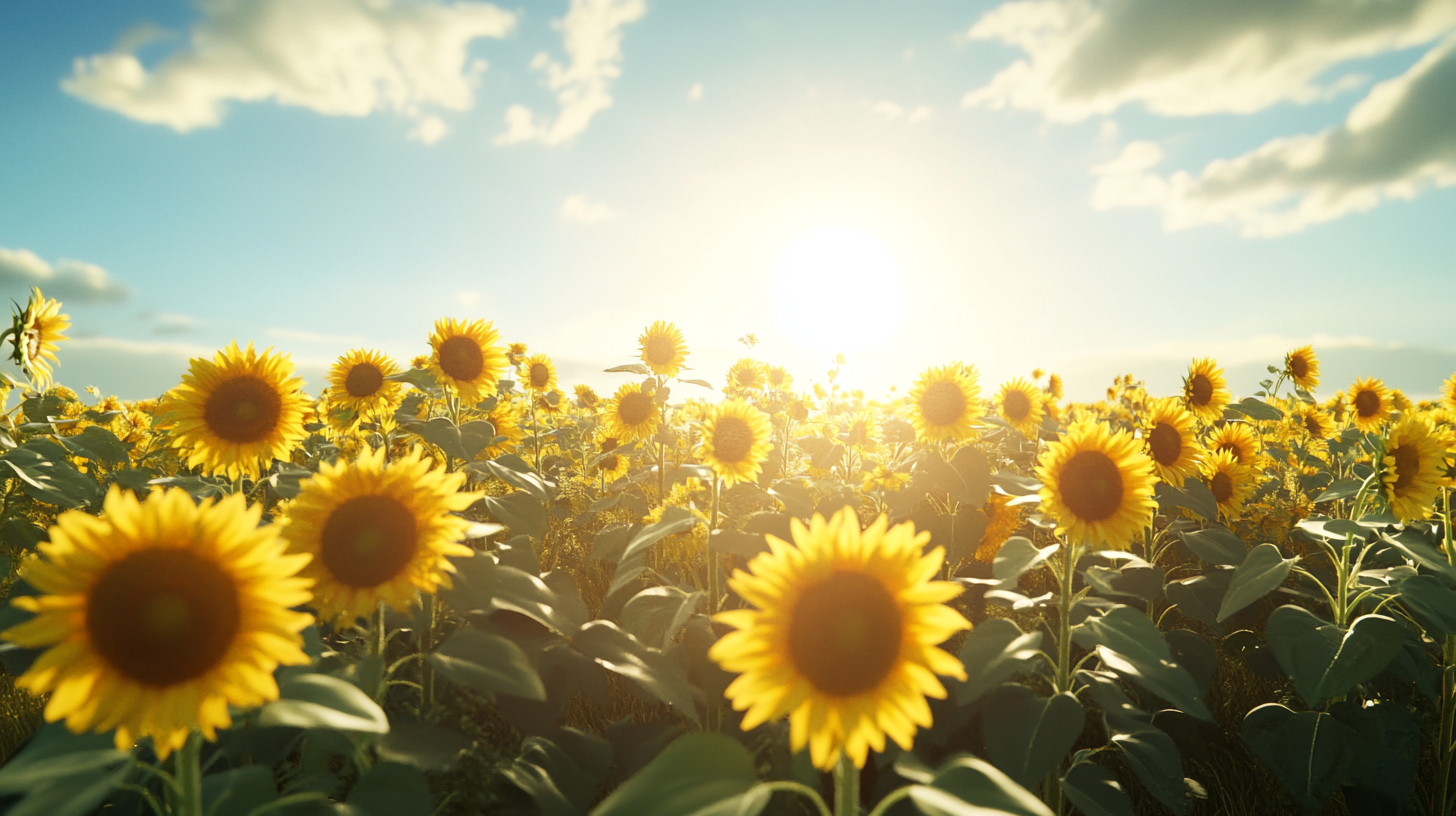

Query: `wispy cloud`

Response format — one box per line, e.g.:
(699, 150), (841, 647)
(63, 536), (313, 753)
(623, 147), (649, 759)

(0, 247), (129, 304)
(266, 327), (366, 345)
(140, 311), (196, 335)
(865, 100), (932, 123)
(407, 115), (450, 145)
(558, 193), (617, 223)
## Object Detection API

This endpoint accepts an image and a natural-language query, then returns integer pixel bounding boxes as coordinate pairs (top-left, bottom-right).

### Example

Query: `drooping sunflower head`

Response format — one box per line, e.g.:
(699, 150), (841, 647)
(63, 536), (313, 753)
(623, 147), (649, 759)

(328, 348), (402, 414)
(974, 492), (1025, 563)
(1347, 377), (1392, 433)
(700, 399), (773, 485)
(710, 508), (971, 770)
(507, 342), (528, 365)
(1209, 421), (1260, 465)
(595, 435), (630, 480)
(1294, 403), (1336, 441)
(1046, 372), (1065, 401)
(996, 377), (1045, 437)
(604, 382), (661, 442)
(638, 321), (688, 378)
(7, 287), (70, 388)
(1284, 346), (1320, 391)
(1143, 397), (1202, 487)
(428, 317), (506, 402)
(843, 409), (879, 449)
(909, 364), (982, 443)
(1182, 358), (1230, 423)
(1391, 389), (1414, 413)
(281, 446), (481, 623)
(161, 342), (310, 481)
(1036, 420), (1157, 549)
(1204, 448), (1257, 520)
(522, 353), (557, 393)
(574, 383), (600, 410)
(1380, 415), (1447, 523)
(2, 487), (313, 756)
(727, 358), (767, 392)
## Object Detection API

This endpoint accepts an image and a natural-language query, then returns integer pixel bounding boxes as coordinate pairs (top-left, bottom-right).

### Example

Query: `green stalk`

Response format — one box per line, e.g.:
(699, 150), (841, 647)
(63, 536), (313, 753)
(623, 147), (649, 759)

(1433, 488), (1456, 815)
(834, 752), (859, 816)
(706, 475), (722, 732)
(376, 601), (387, 658)
(420, 593), (436, 719)
(174, 730), (203, 816)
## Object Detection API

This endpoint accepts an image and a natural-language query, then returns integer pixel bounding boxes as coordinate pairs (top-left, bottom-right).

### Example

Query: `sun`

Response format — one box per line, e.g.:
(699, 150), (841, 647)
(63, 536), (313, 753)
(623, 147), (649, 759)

(771, 226), (906, 354)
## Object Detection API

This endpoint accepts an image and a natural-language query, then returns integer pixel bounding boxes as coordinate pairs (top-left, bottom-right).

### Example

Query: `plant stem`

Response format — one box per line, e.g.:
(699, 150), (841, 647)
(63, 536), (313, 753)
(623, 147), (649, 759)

(174, 730), (203, 816)
(376, 601), (387, 658)
(1044, 537), (1078, 815)
(834, 752), (859, 816)
(420, 593), (436, 719)
(706, 475), (722, 732)
(1433, 488), (1456, 816)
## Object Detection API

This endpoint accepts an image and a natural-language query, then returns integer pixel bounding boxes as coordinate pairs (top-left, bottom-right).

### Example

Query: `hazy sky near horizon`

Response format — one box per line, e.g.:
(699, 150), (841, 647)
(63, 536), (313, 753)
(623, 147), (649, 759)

(2, 0), (1454, 403)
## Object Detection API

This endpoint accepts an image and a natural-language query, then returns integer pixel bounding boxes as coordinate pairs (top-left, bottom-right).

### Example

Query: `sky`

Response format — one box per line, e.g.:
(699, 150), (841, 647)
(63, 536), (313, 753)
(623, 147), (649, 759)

(1, 0), (1454, 404)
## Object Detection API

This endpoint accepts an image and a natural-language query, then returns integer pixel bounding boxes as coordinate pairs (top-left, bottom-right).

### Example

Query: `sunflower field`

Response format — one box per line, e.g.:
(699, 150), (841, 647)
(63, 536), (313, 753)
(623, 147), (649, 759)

(4, 288), (1456, 816)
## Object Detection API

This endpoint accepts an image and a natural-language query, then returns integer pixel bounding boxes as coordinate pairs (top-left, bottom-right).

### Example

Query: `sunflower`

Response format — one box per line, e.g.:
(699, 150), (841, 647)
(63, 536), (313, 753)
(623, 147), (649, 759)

(842, 410), (878, 450)
(974, 492), (1024, 563)
(1209, 422), (1260, 465)
(1293, 403), (1336, 441)
(506, 342), (528, 366)
(161, 342), (310, 481)
(328, 349), (402, 414)
(574, 384), (600, 410)
(5, 287), (71, 388)
(710, 508), (970, 770)
(726, 358), (767, 393)
(1182, 358), (1230, 423)
(861, 464), (910, 493)
(282, 447), (480, 623)
(1284, 346), (1320, 391)
(595, 436), (630, 481)
(700, 399), (773, 486)
(534, 388), (567, 417)
(428, 318), (507, 402)
(1204, 449), (1257, 520)
(1347, 377), (1392, 433)
(639, 321), (688, 378)
(1380, 416), (1447, 522)
(1143, 398), (1202, 487)
(604, 383), (661, 443)
(908, 364), (982, 443)
(787, 395), (813, 423)
(995, 378), (1044, 437)
(1443, 375), (1456, 414)
(522, 353), (557, 393)
(476, 398), (527, 459)
(2, 488), (312, 756)
(1036, 420), (1156, 549)
(767, 366), (793, 391)
(1046, 373), (1064, 401)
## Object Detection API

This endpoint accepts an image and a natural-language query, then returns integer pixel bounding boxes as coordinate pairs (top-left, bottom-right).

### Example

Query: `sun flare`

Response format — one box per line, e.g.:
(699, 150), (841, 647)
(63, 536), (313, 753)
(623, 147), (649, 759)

(771, 227), (906, 354)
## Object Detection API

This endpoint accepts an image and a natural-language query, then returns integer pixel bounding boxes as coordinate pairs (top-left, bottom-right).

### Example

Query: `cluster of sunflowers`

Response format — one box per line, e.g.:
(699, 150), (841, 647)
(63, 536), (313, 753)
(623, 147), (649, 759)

(4, 284), (1456, 816)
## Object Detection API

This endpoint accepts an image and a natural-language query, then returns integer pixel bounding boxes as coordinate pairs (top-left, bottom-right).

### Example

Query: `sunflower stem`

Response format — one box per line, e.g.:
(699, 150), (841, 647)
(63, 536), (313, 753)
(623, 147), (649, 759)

(420, 593), (436, 719)
(833, 752), (859, 816)
(376, 601), (387, 658)
(706, 475), (722, 732)
(175, 730), (204, 816)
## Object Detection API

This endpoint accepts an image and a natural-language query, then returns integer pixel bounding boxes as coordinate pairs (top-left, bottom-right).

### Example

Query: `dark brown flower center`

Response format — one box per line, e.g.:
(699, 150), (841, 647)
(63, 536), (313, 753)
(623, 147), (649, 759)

(711, 415), (755, 464)
(1188, 374), (1213, 407)
(204, 375), (283, 443)
(601, 437), (620, 453)
(920, 380), (967, 427)
(1149, 422), (1182, 466)
(529, 363), (550, 389)
(599, 454), (621, 472)
(1217, 441), (1245, 463)
(616, 391), (653, 426)
(1354, 389), (1381, 418)
(87, 548), (241, 686)
(1391, 444), (1419, 493)
(643, 334), (677, 367)
(1304, 413), (1323, 437)
(788, 570), (902, 696)
(1210, 471), (1234, 504)
(438, 335), (485, 382)
(1058, 450), (1124, 522)
(344, 363), (384, 398)
(1289, 355), (1309, 380)
(320, 495), (419, 588)
(1002, 389), (1032, 422)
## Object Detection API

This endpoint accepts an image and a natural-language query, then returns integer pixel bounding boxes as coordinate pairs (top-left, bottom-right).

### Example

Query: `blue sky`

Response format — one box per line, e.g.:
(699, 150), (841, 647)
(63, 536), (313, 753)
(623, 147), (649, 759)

(2, 0), (1454, 403)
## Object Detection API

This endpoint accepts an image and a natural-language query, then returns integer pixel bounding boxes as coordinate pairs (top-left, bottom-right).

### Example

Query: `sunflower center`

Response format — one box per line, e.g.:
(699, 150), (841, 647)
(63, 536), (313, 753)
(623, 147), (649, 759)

(712, 416), (755, 464)
(344, 363), (384, 398)
(788, 570), (902, 697)
(1289, 356), (1309, 380)
(601, 437), (620, 453)
(529, 363), (550, 389)
(1391, 444), (1419, 493)
(1003, 390), (1032, 422)
(1058, 450), (1124, 522)
(920, 381), (967, 427)
(1304, 414), (1323, 436)
(438, 336), (485, 382)
(599, 454), (620, 472)
(1210, 472), (1234, 504)
(204, 375), (284, 443)
(1188, 375), (1213, 407)
(643, 335), (676, 366)
(617, 391), (653, 426)
(1354, 390), (1381, 418)
(320, 495), (419, 588)
(1217, 442), (1244, 463)
(87, 548), (241, 687)
(1149, 422), (1182, 466)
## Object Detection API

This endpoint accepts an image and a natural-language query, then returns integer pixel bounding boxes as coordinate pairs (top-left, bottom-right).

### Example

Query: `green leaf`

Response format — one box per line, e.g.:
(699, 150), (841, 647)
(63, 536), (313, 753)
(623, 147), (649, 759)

(373, 722), (472, 772)
(1177, 525), (1246, 566)
(1224, 398), (1283, 422)
(385, 367), (440, 391)
(1314, 479), (1363, 502)
(349, 762), (432, 816)
(147, 475), (227, 500)
(605, 363), (652, 375)
(1217, 544), (1297, 621)
(0, 724), (129, 816)
(572, 621), (698, 722)
(956, 619), (1045, 706)
(909, 754), (1054, 816)
(1106, 715), (1187, 815)
(621, 506), (700, 563)
(591, 733), (757, 816)
(472, 453), (553, 502)
(620, 586), (704, 651)
(1073, 606), (1211, 720)
(437, 553), (497, 614)
(501, 733), (612, 816)
(257, 673), (390, 733)
(430, 628), (546, 701)
(1061, 760), (1133, 816)
(0, 517), (46, 551)
(923, 448), (991, 508)
(1394, 574), (1456, 634)
(64, 426), (131, 465)
(992, 537), (1058, 582)
(482, 491), (548, 542)
(769, 480), (814, 518)
(990, 472), (1041, 497)
(1380, 528), (1456, 581)
(492, 564), (588, 635)
(1242, 704), (1357, 812)
(1154, 480), (1218, 522)
(0, 439), (102, 509)
(201, 766), (276, 816)
(983, 686), (1085, 789)
(1265, 606), (1404, 705)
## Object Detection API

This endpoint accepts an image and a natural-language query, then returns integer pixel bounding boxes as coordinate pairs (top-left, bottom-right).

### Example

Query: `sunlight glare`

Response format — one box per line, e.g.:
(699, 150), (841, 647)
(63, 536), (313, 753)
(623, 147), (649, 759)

(771, 227), (906, 355)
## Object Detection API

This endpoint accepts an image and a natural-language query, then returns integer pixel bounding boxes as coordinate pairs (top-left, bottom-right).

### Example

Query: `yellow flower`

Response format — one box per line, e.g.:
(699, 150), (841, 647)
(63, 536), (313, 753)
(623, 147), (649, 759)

(1204, 449), (1257, 520)
(995, 377), (1044, 437)
(639, 321), (689, 378)
(710, 509), (970, 770)
(428, 317), (506, 402)
(1182, 358), (1230, 423)
(1209, 422), (1260, 465)
(281, 447), (480, 623)
(1036, 420), (1157, 549)
(1284, 346), (1320, 391)
(861, 464), (910, 493)
(595, 436), (630, 481)
(1293, 403), (1335, 441)
(8, 287), (70, 387)
(974, 493), (1024, 563)
(3, 488), (312, 756)
(574, 384), (600, 410)
(1046, 373), (1064, 401)
(700, 399), (773, 486)
(507, 342), (528, 365)
(604, 383), (661, 443)
(1381, 416), (1447, 523)
(908, 364), (982, 443)
(476, 398), (527, 459)
(767, 366), (793, 391)
(726, 358), (767, 392)
(843, 410), (878, 449)
(1347, 377), (1392, 433)
(522, 353), (557, 393)
(1443, 374), (1456, 414)
(161, 342), (310, 481)
(328, 349), (402, 414)
(1143, 398), (1202, 487)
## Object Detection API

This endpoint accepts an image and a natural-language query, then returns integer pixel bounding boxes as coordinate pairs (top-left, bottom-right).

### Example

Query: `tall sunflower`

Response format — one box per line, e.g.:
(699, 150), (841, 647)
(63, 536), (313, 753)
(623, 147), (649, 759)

(428, 318), (506, 402)
(1293, 403), (1336, 441)
(1381, 416), (1447, 523)
(842, 409), (878, 450)
(1284, 346), (1320, 391)
(604, 383), (661, 442)
(281, 447), (481, 623)
(1347, 377), (1392, 433)
(767, 365), (793, 391)
(161, 342), (310, 481)
(639, 321), (688, 378)
(476, 397), (527, 459)
(908, 364), (982, 443)
(6, 287), (70, 388)
(1143, 398), (1202, 487)
(700, 399), (773, 486)
(1209, 422), (1260, 465)
(2, 488), (312, 756)
(1036, 420), (1157, 549)
(522, 353), (557, 393)
(595, 436), (630, 481)
(1182, 358), (1231, 423)
(574, 384), (600, 411)
(1442, 374), (1456, 414)
(726, 358), (767, 392)
(328, 349), (402, 414)
(1204, 449), (1256, 520)
(995, 377), (1044, 437)
(709, 508), (970, 770)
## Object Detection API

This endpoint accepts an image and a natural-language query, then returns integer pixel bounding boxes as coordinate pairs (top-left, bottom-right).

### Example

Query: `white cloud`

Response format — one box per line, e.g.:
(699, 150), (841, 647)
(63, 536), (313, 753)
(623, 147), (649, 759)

(63, 0), (515, 134)
(0, 247), (130, 304)
(494, 0), (647, 146)
(558, 193), (616, 223)
(457, 290), (481, 307)
(1091, 36), (1456, 236)
(141, 311), (197, 335)
(866, 100), (933, 124)
(686, 82), (703, 102)
(407, 114), (450, 145)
